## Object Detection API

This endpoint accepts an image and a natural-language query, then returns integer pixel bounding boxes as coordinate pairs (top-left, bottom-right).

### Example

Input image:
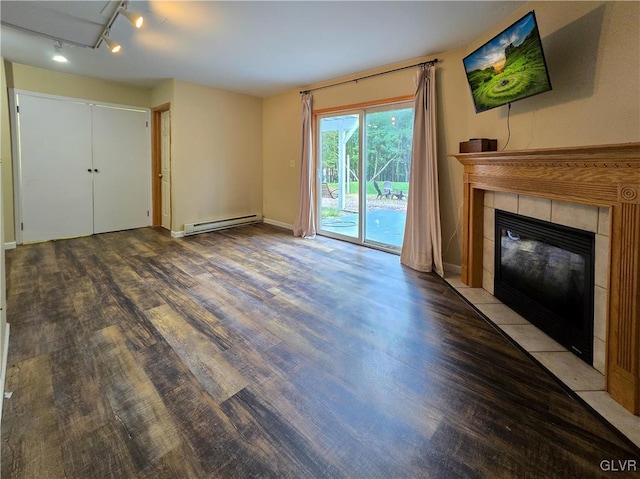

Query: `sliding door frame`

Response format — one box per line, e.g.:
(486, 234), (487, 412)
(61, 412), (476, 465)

(313, 95), (413, 252)
(316, 110), (363, 244)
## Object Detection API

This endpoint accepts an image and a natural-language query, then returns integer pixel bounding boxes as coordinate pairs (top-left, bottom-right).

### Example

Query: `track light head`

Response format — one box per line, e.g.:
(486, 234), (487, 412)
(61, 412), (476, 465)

(101, 35), (122, 54)
(119, 7), (144, 28)
(53, 40), (68, 62)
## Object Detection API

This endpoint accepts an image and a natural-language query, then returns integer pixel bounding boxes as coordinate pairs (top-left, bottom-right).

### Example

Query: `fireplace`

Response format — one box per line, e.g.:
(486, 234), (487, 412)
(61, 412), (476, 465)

(494, 210), (595, 363)
(452, 143), (640, 414)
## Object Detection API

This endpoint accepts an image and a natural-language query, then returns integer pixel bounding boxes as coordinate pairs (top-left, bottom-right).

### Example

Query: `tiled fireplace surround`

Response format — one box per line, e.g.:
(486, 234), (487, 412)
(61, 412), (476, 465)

(482, 192), (609, 374)
(450, 143), (640, 447)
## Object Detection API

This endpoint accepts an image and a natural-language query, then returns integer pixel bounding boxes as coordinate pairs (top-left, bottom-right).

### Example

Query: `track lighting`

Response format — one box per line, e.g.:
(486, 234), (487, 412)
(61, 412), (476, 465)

(119, 7), (144, 28)
(101, 35), (122, 54)
(52, 41), (67, 62)
(96, 2), (144, 54)
(4, 0), (146, 57)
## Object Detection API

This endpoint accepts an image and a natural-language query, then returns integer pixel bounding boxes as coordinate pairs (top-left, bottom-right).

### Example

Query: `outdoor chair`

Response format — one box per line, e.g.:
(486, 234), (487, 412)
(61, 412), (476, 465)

(393, 190), (407, 200)
(373, 180), (384, 199)
(383, 181), (393, 198)
(322, 182), (338, 199)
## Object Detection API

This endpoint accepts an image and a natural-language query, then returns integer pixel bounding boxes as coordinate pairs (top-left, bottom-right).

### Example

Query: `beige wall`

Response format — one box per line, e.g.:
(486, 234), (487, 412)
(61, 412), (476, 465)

(262, 0), (640, 267)
(1, 60), (13, 242)
(9, 63), (151, 107)
(151, 79), (174, 108)
(262, 90), (301, 226)
(170, 80), (263, 232)
(465, 1), (640, 149)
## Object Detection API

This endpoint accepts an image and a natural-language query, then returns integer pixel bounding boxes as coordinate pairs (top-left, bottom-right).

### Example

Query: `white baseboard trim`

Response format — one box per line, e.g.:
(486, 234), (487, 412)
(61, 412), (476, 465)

(4, 242), (16, 250)
(263, 218), (293, 231)
(171, 230), (185, 238)
(0, 322), (10, 424)
(443, 262), (462, 275)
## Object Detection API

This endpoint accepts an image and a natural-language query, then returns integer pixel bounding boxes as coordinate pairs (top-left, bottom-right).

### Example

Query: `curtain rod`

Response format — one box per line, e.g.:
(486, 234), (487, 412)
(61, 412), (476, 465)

(300, 58), (438, 95)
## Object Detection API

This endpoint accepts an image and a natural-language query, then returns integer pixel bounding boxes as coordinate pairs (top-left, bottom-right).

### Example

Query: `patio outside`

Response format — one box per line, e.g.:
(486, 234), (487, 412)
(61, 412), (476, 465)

(320, 182), (408, 248)
(318, 106), (413, 250)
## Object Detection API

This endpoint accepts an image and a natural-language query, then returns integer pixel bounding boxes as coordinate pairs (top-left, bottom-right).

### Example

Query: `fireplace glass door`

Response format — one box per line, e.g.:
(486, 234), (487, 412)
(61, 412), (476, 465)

(494, 210), (595, 363)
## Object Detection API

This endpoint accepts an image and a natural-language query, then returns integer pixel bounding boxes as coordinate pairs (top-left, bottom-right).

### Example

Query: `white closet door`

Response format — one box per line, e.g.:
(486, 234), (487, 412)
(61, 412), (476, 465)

(0, 158), (5, 373)
(18, 94), (93, 243)
(92, 106), (149, 234)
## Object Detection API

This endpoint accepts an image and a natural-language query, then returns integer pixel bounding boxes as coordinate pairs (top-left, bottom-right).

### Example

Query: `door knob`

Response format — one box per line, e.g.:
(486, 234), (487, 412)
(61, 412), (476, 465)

(87, 169), (92, 172)
(158, 173), (163, 178)
(94, 169), (99, 173)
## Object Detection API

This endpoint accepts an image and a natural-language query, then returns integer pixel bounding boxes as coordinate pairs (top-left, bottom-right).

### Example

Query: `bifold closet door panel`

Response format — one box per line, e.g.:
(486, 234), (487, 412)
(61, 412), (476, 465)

(92, 106), (150, 234)
(18, 95), (94, 243)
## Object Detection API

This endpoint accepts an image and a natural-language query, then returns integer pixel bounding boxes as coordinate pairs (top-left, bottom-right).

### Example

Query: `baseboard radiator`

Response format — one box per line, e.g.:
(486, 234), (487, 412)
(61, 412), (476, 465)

(184, 214), (262, 236)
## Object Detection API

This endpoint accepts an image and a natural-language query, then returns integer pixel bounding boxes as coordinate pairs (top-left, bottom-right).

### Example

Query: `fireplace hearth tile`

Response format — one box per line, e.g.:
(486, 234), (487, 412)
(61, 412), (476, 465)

(444, 271), (637, 446)
(458, 287), (502, 304)
(443, 275), (466, 289)
(531, 351), (605, 392)
(577, 391), (640, 449)
(475, 303), (530, 325)
(500, 324), (567, 352)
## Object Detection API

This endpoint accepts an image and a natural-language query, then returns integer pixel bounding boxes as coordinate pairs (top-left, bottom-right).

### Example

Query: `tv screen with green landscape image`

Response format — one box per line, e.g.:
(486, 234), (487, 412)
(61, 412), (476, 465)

(463, 11), (552, 113)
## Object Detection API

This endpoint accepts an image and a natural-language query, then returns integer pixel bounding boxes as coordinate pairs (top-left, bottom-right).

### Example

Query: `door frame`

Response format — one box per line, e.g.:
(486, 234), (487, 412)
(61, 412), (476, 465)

(315, 110), (363, 244)
(313, 95), (413, 252)
(151, 103), (171, 228)
(10, 89), (151, 244)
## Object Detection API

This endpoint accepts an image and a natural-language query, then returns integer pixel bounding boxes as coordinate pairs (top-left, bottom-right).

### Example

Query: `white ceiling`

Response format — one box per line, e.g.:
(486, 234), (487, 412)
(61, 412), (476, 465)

(0, 1), (525, 97)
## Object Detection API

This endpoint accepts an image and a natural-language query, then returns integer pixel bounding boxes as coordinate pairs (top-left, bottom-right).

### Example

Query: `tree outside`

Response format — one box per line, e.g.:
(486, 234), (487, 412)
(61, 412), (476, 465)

(319, 105), (414, 249)
(321, 108), (413, 186)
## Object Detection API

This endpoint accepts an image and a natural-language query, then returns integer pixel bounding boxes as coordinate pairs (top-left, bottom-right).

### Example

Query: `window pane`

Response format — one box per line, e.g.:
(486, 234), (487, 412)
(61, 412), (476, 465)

(364, 106), (413, 249)
(318, 114), (360, 240)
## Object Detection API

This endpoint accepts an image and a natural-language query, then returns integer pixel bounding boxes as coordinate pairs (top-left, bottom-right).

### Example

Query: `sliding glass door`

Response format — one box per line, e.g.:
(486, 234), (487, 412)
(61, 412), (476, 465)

(363, 105), (413, 249)
(317, 102), (413, 251)
(318, 114), (360, 240)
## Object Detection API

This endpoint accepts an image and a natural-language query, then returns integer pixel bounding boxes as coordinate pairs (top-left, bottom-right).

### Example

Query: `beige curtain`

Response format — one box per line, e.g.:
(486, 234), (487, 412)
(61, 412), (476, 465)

(293, 93), (316, 238)
(400, 64), (444, 276)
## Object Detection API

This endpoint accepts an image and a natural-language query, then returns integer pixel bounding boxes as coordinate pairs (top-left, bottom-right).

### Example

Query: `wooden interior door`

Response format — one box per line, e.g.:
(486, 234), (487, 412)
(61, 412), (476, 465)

(17, 94), (94, 243)
(160, 110), (171, 230)
(92, 105), (150, 234)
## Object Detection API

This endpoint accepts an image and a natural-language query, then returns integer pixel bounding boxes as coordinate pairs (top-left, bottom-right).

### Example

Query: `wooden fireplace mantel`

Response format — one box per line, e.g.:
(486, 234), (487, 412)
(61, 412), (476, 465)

(451, 142), (640, 414)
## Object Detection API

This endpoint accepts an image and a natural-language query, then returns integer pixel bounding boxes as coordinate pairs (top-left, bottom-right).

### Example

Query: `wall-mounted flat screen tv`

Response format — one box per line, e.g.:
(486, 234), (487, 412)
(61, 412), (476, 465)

(463, 11), (552, 113)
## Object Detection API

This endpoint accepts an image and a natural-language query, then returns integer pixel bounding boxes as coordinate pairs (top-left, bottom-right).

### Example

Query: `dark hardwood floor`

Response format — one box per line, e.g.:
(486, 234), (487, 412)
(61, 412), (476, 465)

(2, 224), (638, 478)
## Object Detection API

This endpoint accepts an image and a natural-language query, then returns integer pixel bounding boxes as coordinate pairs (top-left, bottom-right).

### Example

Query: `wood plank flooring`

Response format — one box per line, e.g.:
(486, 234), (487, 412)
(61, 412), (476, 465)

(2, 224), (638, 478)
